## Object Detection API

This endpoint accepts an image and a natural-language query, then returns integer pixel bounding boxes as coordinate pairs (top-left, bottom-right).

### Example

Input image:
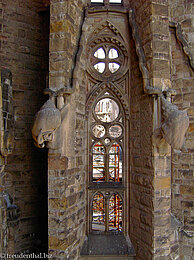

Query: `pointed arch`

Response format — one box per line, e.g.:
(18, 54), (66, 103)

(86, 82), (130, 119)
(89, 20), (125, 42)
(85, 6), (130, 236)
(108, 193), (123, 231)
(91, 192), (105, 231)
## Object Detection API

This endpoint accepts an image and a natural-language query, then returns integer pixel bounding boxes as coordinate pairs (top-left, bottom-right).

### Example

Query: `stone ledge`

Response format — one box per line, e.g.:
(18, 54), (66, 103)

(80, 233), (135, 260)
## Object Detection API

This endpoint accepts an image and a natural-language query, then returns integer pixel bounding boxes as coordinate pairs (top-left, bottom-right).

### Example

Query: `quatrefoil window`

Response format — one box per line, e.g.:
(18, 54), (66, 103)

(92, 46), (122, 75)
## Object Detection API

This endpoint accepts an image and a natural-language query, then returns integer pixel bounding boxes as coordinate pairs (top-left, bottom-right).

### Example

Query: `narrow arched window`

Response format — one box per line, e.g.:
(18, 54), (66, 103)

(109, 194), (123, 231)
(92, 192), (105, 231)
(90, 93), (124, 184)
(88, 90), (126, 234)
(80, 4), (134, 259)
(85, 8), (129, 238)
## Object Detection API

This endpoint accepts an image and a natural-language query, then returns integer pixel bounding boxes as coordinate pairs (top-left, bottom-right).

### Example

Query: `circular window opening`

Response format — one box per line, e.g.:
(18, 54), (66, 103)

(104, 138), (111, 145)
(94, 98), (119, 123)
(109, 125), (122, 138)
(92, 124), (105, 138)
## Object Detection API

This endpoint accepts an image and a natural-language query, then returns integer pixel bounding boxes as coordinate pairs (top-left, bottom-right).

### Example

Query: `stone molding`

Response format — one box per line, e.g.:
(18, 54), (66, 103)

(169, 21), (194, 70)
(86, 82), (130, 119)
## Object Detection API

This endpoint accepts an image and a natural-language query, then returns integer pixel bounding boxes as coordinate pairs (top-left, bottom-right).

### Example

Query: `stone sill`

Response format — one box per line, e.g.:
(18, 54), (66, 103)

(87, 5), (128, 15)
(80, 233), (135, 260)
(88, 182), (124, 190)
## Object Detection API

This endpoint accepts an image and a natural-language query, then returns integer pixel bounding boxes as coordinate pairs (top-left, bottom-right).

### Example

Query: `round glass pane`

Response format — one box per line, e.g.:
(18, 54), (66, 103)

(94, 62), (105, 73)
(109, 125), (122, 138)
(104, 138), (111, 145)
(109, 63), (120, 73)
(92, 125), (105, 138)
(95, 98), (119, 123)
(94, 48), (105, 59)
(108, 48), (119, 59)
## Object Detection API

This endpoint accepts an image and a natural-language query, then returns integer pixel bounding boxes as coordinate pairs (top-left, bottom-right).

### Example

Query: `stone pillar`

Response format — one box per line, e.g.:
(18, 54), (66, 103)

(151, 1), (172, 258)
(48, 1), (87, 258)
(129, 0), (173, 258)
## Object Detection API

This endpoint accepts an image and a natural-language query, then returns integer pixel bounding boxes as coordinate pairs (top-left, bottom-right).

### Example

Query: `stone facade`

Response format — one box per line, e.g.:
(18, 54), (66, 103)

(0, 0), (49, 254)
(169, 1), (194, 259)
(0, 0), (193, 259)
(48, 1), (87, 258)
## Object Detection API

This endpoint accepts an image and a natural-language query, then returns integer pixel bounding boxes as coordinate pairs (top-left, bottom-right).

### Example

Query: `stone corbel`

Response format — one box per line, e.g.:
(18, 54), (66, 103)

(32, 88), (70, 150)
(128, 9), (189, 151)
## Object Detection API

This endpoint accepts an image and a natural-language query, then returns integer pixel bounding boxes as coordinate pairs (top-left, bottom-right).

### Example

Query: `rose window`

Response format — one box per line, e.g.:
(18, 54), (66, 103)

(91, 45), (123, 76)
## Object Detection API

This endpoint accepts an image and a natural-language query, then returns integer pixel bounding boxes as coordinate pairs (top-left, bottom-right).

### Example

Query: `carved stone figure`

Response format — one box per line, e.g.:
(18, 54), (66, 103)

(0, 68), (14, 157)
(32, 99), (61, 148)
(161, 96), (189, 150)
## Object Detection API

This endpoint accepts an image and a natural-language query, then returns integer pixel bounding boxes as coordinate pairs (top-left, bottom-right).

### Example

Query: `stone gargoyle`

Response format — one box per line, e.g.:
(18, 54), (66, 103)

(160, 96), (189, 150)
(32, 99), (61, 148)
(154, 95), (189, 151)
(32, 88), (70, 150)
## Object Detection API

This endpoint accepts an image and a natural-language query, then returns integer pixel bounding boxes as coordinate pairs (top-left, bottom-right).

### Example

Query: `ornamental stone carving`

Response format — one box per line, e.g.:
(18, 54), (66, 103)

(32, 87), (70, 150)
(32, 99), (61, 148)
(160, 96), (189, 150)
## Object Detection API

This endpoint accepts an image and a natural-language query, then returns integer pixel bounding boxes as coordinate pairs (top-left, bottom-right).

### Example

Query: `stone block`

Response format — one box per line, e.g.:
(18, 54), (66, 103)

(50, 37), (70, 52)
(153, 40), (169, 52)
(48, 156), (68, 170)
(152, 3), (168, 16)
(48, 198), (67, 210)
(50, 21), (65, 33)
(180, 185), (194, 195)
(152, 16), (169, 36)
(49, 236), (68, 250)
(153, 59), (170, 74)
(51, 2), (68, 16)
(154, 177), (171, 190)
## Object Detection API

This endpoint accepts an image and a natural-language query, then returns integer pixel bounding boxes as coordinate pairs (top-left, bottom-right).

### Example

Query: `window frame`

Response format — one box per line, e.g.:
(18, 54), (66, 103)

(89, 93), (125, 184)
(89, 190), (124, 233)
(87, 89), (127, 235)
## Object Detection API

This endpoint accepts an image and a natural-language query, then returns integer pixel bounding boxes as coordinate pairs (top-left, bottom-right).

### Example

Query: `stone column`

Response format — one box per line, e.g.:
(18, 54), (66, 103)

(48, 1), (87, 258)
(151, 1), (172, 258)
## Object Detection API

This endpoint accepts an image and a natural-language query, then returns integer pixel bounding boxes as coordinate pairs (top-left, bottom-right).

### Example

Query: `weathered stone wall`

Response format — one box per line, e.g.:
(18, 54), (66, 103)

(150, 1), (172, 259)
(129, 0), (173, 259)
(169, 0), (194, 259)
(128, 6), (154, 257)
(48, 0), (87, 259)
(0, 0), (193, 259)
(0, 0), (49, 253)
